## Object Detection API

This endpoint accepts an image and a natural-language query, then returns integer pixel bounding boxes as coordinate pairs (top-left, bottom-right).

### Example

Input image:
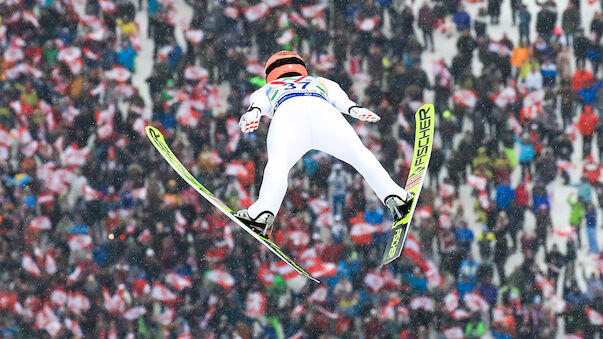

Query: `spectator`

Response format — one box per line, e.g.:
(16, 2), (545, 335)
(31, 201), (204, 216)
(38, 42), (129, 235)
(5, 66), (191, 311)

(578, 105), (599, 158)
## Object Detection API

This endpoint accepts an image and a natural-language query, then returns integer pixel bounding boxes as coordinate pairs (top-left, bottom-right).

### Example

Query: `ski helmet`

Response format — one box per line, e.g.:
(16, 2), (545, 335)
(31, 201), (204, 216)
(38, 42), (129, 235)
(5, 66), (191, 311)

(264, 51), (308, 83)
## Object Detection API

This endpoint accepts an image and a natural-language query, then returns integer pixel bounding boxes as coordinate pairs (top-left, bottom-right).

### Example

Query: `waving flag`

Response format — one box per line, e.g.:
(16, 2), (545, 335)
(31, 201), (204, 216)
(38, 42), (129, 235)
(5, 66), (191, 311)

(151, 283), (177, 302)
(68, 234), (93, 251)
(22, 254), (41, 277)
(206, 269), (235, 290)
(364, 271), (385, 292)
(301, 4), (327, 18)
(351, 223), (378, 245)
(453, 89), (477, 108)
(307, 261), (336, 278)
(64, 318), (83, 337)
(165, 272), (192, 291)
(308, 286), (328, 304)
(271, 261), (298, 280)
(244, 292), (266, 318)
(50, 288), (67, 307)
(123, 306), (147, 320)
(103, 287), (125, 314)
(410, 296), (434, 311)
(67, 292), (90, 315)
(184, 65), (208, 80)
(35, 303), (62, 337)
(463, 292), (490, 312)
(257, 262), (275, 285)
(244, 3), (269, 22)
(29, 216), (51, 231)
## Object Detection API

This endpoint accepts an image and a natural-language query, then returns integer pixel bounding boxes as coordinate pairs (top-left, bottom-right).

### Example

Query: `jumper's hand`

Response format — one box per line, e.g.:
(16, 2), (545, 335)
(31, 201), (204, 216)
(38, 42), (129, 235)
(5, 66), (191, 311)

(348, 106), (381, 122)
(239, 108), (261, 133)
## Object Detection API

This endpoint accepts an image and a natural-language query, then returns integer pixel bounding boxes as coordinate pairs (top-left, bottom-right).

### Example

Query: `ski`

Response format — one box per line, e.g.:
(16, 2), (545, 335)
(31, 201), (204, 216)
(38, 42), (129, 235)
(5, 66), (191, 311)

(145, 126), (319, 283)
(381, 104), (435, 267)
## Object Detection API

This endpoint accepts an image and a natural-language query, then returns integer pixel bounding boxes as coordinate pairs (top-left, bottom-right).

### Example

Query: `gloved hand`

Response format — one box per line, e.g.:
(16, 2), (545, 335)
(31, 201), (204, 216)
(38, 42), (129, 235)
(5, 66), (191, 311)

(239, 107), (261, 133)
(348, 106), (381, 122)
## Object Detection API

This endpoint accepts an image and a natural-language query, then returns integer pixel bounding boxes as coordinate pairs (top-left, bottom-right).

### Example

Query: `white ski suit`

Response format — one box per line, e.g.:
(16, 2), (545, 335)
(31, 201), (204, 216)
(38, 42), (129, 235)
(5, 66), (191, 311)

(242, 75), (409, 218)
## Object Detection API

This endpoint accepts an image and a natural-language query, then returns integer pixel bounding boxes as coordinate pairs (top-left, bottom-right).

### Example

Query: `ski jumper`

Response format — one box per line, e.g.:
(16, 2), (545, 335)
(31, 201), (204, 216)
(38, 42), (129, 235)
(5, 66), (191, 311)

(245, 75), (409, 219)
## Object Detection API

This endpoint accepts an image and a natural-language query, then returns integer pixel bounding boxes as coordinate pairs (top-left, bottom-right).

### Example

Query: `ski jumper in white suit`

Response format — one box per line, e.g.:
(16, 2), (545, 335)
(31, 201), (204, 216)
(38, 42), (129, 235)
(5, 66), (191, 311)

(243, 75), (410, 219)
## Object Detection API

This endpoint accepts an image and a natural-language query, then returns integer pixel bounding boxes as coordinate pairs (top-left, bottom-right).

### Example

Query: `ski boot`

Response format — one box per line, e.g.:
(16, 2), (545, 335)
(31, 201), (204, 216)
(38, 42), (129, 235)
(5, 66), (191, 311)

(234, 210), (275, 237)
(384, 193), (414, 223)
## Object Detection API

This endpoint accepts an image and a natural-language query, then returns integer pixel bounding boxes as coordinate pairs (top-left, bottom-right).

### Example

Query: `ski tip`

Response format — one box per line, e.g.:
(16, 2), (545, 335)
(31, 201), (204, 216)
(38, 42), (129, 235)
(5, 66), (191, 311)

(416, 103), (435, 115)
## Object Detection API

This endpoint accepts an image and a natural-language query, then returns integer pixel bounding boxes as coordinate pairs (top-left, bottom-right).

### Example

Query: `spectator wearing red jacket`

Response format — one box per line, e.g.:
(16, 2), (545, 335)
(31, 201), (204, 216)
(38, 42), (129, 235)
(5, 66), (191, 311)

(578, 105), (599, 158)
(572, 68), (594, 92)
(583, 155), (601, 184)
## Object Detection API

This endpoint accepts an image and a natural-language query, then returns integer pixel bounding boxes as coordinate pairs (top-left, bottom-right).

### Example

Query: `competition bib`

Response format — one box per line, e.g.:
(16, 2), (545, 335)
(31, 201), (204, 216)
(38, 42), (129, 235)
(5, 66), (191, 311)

(265, 76), (328, 110)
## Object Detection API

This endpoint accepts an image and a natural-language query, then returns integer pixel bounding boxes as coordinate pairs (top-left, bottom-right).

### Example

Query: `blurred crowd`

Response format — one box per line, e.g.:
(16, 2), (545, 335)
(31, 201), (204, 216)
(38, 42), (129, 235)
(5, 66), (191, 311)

(2, 0), (603, 338)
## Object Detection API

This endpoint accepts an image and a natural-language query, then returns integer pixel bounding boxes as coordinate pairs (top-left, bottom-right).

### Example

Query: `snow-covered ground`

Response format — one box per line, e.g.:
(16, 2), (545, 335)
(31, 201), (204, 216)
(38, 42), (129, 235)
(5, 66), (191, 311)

(125, 0), (600, 335)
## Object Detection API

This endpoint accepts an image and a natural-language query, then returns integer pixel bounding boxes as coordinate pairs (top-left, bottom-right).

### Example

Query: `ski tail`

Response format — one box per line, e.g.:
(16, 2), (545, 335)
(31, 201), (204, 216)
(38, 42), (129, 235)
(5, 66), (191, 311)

(145, 126), (319, 283)
(381, 104), (435, 267)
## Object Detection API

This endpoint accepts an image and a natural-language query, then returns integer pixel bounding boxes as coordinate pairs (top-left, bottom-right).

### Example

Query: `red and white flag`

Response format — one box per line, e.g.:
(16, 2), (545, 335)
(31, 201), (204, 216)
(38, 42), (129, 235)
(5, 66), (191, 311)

(453, 89), (477, 108)
(523, 90), (544, 108)
(64, 318), (83, 337)
(22, 254), (41, 277)
(63, 143), (90, 167)
(258, 262), (275, 285)
(308, 286), (328, 304)
(82, 184), (102, 201)
(587, 307), (603, 325)
(492, 86), (517, 108)
(123, 306), (147, 320)
(554, 225), (576, 238)
(266, 0), (291, 7)
(467, 174), (488, 190)
(443, 327), (464, 339)
(151, 282), (177, 302)
(29, 216), (51, 231)
(272, 261), (298, 280)
(244, 3), (269, 22)
(45, 250), (56, 275)
(50, 288), (67, 307)
(358, 17), (378, 31)
(364, 271), (385, 292)
(351, 223), (377, 245)
(103, 287), (125, 314)
(67, 234), (93, 251)
(276, 29), (295, 45)
(156, 308), (175, 325)
(244, 292), (266, 318)
(223, 7), (239, 20)
(165, 272), (192, 291)
(67, 292), (90, 315)
(301, 4), (327, 18)
(289, 11), (308, 27)
(307, 261), (337, 278)
(105, 66), (132, 83)
(288, 230), (310, 247)
(444, 291), (459, 312)
(410, 296), (434, 311)
(206, 269), (235, 289)
(535, 274), (555, 298)
(35, 303), (62, 337)
(463, 291), (490, 312)
(184, 65), (208, 80)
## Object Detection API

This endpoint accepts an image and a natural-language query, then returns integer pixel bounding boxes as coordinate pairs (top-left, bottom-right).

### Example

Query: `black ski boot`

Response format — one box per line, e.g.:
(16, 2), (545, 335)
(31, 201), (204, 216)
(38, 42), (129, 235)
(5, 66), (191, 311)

(384, 193), (414, 223)
(234, 210), (275, 236)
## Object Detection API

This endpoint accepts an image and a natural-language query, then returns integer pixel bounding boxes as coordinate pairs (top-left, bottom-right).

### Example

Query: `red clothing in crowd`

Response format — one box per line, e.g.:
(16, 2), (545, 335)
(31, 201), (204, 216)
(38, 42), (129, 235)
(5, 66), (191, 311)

(515, 183), (530, 206)
(584, 156), (601, 183)
(572, 69), (594, 92)
(578, 106), (599, 136)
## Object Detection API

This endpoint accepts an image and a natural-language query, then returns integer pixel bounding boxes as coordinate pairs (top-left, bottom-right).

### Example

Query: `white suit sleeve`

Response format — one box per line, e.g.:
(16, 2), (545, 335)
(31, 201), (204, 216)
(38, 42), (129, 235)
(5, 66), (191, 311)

(320, 77), (358, 113)
(247, 87), (274, 118)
